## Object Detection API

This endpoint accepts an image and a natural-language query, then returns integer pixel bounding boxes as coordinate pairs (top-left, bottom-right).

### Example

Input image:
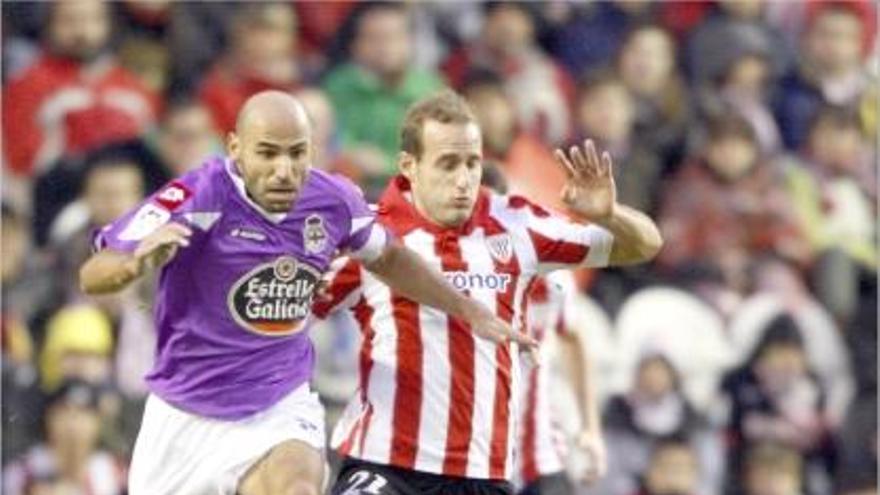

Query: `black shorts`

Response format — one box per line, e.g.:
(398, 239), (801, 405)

(518, 472), (573, 495)
(331, 457), (515, 495)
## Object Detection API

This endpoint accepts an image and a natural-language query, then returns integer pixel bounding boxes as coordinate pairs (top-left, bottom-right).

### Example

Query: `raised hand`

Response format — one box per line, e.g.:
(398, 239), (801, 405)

(554, 139), (617, 222)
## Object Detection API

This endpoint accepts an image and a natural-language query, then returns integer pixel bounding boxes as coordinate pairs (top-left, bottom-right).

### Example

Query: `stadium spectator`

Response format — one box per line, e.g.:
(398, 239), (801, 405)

(461, 71), (565, 213)
(443, 2), (575, 145)
(49, 156), (146, 300)
(631, 437), (700, 495)
(774, 1), (877, 150)
(722, 315), (832, 495)
(685, 0), (790, 85)
(616, 24), (691, 172)
(38, 305), (114, 393)
(657, 115), (802, 291)
(594, 354), (722, 495)
(731, 256), (855, 426)
(741, 443), (806, 495)
(575, 69), (662, 215)
(696, 50), (783, 155)
(153, 99), (223, 177)
(544, 1), (659, 78)
(2, 380), (125, 495)
(781, 106), (876, 323)
(198, 3), (301, 135)
(2, 0), (160, 180)
(324, 2), (443, 192)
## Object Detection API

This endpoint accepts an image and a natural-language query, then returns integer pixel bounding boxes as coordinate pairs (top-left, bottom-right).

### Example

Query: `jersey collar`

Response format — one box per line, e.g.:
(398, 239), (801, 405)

(377, 175), (491, 237)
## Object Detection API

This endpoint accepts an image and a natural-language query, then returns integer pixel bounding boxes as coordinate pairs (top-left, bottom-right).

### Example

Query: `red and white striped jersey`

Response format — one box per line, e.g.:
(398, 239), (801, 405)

(518, 272), (575, 484)
(314, 176), (613, 480)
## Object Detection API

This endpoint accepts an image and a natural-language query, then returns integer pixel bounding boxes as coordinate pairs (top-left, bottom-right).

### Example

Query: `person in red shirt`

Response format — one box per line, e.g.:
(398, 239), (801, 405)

(2, 0), (160, 179)
(197, 3), (301, 135)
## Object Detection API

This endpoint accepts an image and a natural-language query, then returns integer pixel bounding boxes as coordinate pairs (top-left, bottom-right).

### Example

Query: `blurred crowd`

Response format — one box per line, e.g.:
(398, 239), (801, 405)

(1, 1), (877, 494)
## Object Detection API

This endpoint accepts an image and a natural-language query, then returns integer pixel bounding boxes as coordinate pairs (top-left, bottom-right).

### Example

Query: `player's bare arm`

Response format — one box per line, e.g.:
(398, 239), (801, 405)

(558, 321), (607, 485)
(364, 240), (537, 349)
(555, 139), (663, 265)
(80, 222), (192, 295)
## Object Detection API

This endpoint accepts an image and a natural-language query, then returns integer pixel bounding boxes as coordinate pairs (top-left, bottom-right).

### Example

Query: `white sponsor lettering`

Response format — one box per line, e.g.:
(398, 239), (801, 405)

(444, 271), (512, 292)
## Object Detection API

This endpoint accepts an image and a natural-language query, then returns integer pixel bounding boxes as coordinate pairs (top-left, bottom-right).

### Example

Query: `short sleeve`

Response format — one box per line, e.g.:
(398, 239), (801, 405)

(509, 196), (614, 273)
(335, 176), (388, 263)
(93, 178), (197, 253)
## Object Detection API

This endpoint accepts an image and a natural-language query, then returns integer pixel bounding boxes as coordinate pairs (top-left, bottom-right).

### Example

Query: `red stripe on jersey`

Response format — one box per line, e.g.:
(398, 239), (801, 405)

(521, 367), (540, 483)
(353, 296), (377, 454)
(338, 415), (361, 457)
(436, 234), (476, 477)
(485, 217), (518, 478)
(312, 259), (361, 318)
(527, 228), (590, 265)
(358, 403), (374, 457)
(390, 295), (423, 468)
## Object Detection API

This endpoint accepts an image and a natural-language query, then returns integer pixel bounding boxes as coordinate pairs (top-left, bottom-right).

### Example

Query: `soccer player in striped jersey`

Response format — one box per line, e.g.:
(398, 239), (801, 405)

(315, 90), (662, 495)
(517, 272), (606, 495)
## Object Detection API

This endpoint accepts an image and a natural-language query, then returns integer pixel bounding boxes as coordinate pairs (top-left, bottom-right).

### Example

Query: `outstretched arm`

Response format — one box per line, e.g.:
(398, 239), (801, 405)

(364, 241), (536, 348)
(555, 140), (663, 266)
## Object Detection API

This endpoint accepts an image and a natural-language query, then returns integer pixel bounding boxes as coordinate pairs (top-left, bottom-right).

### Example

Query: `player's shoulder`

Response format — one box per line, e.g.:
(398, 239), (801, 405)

(154, 155), (227, 209)
(307, 169), (367, 206)
(487, 192), (555, 226)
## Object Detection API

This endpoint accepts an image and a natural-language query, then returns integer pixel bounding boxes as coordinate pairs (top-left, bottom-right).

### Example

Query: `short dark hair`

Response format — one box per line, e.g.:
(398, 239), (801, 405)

(706, 115), (757, 144)
(809, 104), (861, 134)
(400, 90), (477, 159)
(578, 68), (626, 99)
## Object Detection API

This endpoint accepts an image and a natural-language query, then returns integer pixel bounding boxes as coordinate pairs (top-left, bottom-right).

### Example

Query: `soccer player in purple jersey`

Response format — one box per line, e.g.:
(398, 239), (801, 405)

(79, 91), (532, 495)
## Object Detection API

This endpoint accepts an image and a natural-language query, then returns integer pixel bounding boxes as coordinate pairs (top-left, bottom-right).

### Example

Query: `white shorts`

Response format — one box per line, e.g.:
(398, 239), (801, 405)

(128, 383), (326, 495)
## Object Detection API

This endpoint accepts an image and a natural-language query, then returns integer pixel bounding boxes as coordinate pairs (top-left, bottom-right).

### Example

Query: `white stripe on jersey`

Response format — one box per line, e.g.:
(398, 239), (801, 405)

(358, 273), (396, 462)
(461, 229), (500, 479)
(412, 229), (451, 474)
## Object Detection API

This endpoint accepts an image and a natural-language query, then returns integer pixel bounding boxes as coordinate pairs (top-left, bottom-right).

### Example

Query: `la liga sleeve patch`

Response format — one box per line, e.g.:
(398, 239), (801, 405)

(154, 181), (193, 211)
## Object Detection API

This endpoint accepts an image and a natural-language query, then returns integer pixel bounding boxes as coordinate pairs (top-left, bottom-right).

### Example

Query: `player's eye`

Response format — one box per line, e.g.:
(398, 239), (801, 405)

(258, 150), (276, 159)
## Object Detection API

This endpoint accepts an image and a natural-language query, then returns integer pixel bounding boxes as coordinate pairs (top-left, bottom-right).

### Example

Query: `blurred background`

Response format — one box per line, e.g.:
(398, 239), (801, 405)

(0, 1), (876, 494)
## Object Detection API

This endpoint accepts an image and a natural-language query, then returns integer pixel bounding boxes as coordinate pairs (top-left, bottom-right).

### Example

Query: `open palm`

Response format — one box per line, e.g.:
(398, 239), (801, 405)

(555, 139), (617, 221)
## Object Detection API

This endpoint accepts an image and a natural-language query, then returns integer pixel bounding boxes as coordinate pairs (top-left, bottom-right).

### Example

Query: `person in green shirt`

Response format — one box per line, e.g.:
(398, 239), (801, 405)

(324, 2), (444, 197)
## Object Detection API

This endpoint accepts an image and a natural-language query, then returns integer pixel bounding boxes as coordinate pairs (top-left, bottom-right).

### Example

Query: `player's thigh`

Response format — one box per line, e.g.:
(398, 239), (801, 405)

(237, 439), (324, 495)
(330, 462), (403, 495)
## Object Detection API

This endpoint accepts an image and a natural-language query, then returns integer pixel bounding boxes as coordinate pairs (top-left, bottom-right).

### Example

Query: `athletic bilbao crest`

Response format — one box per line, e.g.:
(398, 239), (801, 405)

(486, 233), (513, 264)
(227, 256), (320, 336)
(303, 214), (327, 254)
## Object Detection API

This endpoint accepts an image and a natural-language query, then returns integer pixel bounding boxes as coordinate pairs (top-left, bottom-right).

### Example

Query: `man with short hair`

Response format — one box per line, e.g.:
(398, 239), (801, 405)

(2, 0), (160, 178)
(80, 90), (525, 495)
(317, 90), (662, 494)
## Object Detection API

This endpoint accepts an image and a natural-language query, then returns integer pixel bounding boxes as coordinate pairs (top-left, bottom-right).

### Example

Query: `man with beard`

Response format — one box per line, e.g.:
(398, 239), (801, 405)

(3, 0), (160, 179)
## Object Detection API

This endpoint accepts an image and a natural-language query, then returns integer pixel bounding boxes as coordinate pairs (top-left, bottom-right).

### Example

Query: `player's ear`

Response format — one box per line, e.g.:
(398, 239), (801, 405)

(398, 151), (416, 180)
(226, 132), (240, 160)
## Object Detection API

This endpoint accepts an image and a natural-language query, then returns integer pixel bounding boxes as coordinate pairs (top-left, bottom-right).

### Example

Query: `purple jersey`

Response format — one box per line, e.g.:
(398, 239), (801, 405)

(95, 157), (387, 419)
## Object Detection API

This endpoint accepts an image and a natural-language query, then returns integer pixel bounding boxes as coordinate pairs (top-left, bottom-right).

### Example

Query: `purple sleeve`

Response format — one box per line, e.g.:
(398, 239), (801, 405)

(335, 176), (388, 263)
(93, 178), (198, 253)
